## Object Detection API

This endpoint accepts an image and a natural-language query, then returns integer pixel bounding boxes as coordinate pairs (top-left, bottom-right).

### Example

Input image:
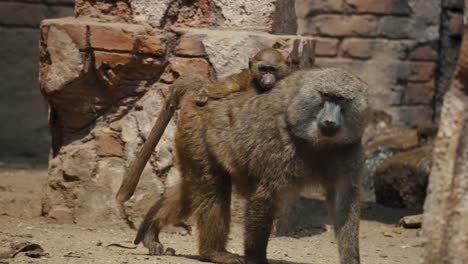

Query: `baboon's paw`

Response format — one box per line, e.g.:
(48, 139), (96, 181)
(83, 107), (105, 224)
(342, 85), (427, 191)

(208, 251), (245, 264)
(142, 239), (164, 256)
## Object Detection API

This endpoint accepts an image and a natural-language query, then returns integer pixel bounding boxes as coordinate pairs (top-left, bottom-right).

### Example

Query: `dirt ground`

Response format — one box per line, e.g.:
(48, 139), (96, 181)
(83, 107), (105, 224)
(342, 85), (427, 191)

(0, 166), (423, 264)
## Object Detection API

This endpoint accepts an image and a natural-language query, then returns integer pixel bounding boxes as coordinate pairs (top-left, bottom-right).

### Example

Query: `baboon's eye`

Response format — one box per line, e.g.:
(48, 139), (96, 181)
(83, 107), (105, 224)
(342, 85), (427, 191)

(320, 92), (348, 104)
(259, 65), (276, 73)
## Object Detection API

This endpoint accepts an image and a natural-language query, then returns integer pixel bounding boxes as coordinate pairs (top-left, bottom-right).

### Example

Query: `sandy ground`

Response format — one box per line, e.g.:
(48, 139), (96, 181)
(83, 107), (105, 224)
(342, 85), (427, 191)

(0, 166), (423, 264)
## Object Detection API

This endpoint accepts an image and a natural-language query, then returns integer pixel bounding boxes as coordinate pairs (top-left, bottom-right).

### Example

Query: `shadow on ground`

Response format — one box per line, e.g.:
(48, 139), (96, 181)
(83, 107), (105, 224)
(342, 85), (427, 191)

(281, 196), (423, 238)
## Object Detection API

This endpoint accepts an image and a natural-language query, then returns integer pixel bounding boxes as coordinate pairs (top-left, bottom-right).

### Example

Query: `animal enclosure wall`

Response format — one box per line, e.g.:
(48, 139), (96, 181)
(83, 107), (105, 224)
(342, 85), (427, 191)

(39, 0), (314, 226)
(38, 0), (463, 227)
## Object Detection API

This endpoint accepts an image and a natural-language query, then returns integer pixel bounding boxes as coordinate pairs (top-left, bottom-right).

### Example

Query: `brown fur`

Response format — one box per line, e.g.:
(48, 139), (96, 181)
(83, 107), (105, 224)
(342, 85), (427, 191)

(134, 68), (368, 264)
(196, 48), (288, 106)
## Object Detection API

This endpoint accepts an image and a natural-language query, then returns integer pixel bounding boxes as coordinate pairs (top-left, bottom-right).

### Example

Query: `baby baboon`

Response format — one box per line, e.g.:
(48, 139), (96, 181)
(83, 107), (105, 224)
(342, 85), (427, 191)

(196, 47), (288, 106)
(129, 68), (368, 264)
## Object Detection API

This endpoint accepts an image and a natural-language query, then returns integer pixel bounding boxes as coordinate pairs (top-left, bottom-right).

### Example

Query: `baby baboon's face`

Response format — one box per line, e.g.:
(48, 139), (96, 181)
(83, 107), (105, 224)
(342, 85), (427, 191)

(286, 68), (368, 147)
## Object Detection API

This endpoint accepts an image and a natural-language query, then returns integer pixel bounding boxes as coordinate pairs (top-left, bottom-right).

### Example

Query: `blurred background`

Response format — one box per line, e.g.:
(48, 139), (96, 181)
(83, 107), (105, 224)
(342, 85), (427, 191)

(0, 0), (74, 165)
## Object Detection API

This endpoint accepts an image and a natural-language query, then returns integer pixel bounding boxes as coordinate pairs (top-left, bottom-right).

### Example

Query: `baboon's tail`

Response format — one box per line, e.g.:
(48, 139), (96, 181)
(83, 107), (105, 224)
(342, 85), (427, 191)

(116, 75), (203, 205)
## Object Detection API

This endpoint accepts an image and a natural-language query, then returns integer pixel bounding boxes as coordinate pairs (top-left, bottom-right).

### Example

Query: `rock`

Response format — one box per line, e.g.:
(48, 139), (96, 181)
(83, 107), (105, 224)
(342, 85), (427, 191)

(48, 206), (74, 224)
(202, 34), (266, 80)
(399, 214), (423, 228)
(61, 144), (97, 181)
(213, 0), (297, 33)
(94, 129), (124, 157)
(43, 26), (83, 94)
(168, 57), (210, 79)
(374, 145), (432, 208)
(96, 157), (125, 194)
(422, 89), (468, 263)
(366, 126), (419, 153)
(130, 0), (173, 27)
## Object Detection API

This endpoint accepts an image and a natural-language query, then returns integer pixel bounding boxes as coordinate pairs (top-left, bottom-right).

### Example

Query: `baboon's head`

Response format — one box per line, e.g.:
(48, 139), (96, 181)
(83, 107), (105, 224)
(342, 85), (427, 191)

(250, 48), (289, 91)
(286, 68), (368, 147)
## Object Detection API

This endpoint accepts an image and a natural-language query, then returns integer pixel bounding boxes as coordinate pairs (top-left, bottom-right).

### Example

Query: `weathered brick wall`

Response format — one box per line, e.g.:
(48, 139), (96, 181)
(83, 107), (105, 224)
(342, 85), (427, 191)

(39, 0), (315, 226)
(296, 0), (462, 128)
(0, 0), (74, 163)
(37, 0), (465, 227)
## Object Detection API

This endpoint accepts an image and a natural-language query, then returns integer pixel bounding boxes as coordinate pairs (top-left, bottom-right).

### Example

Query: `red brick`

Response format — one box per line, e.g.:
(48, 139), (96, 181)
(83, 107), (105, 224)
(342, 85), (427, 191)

(296, 0), (343, 18)
(169, 57), (210, 79)
(55, 24), (87, 50)
(94, 51), (134, 69)
(402, 81), (435, 105)
(90, 25), (134, 51)
(95, 130), (123, 157)
(408, 45), (438, 61)
(174, 34), (207, 57)
(314, 38), (339, 57)
(309, 15), (378, 37)
(134, 33), (166, 56)
(408, 62), (436, 82)
(442, 0), (464, 9)
(344, 0), (410, 15)
(341, 39), (372, 59)
(448, 12), (463, 37)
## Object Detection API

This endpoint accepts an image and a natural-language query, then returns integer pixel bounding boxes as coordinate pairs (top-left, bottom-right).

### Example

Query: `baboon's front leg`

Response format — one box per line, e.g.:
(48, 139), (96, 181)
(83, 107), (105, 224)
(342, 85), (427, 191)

(244, 189), (277, 264)
(325, 175), (361, 264)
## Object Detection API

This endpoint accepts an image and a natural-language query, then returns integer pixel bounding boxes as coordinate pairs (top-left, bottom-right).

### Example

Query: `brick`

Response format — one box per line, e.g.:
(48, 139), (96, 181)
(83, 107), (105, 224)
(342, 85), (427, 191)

(398, 106), (433, 128)
(134, 33), (166, 56)
(402, 81), (435, 105)
(408, 45), (438, 61)
(408, 62), (436, 82)
(309, 15), (378, 37)
(295, 0), (343, 18)
(175, 34), (207, 57)
(90, 25), (134, 51)
(341, 39), (372, 59)
(448, 12), (463, 37)
(379, 17), (414, 39)
(314, 38), (339, 57)
(95, 130), (123, 157)
(344, 0), (410, 15)
(442, 0), (464, 9)
(169, 57), (210, 79)
(55, 24), (87, 50)
(94, 51), (134, 69)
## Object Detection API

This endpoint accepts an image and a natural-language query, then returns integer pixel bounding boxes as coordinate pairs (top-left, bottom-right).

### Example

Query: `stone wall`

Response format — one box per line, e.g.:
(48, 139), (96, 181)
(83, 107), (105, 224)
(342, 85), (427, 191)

(37, 0), (465, 227)
(39, 0), (315, 226)
(0, 0), (74, 163)
(296, 0), (463, 128)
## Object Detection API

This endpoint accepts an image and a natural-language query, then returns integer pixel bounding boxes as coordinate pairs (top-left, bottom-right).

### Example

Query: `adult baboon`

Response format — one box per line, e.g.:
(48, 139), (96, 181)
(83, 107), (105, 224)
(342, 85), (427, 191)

(125, 68), (368, 264)
(116, 48), (288, 205)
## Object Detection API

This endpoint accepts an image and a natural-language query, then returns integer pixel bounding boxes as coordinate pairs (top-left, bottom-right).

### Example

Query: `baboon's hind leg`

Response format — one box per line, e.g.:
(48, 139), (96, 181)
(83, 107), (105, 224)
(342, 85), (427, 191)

(135, 182), (191, 255)
(195, 174), (244, 264)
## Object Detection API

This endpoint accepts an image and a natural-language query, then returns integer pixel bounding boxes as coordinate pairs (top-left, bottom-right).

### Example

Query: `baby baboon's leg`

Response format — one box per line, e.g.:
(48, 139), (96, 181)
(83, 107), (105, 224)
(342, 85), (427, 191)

(195, 175), (243, 264)
(324, 175), (361, 264)
(135, 182), (191, 255)
(244, 188), (277, 264)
